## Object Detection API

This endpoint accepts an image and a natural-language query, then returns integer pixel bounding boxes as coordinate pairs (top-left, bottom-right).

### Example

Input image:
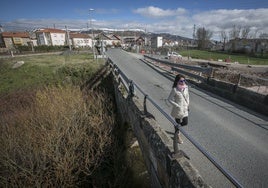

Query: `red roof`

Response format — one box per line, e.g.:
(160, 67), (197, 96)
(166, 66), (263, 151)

(1, 32), (29, 38)
(36, 28), (65, 33)
(70, 33), (91, 39)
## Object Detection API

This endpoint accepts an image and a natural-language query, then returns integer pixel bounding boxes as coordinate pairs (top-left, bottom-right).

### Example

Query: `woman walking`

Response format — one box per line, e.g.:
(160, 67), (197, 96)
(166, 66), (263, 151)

(168, 74), (190, 144)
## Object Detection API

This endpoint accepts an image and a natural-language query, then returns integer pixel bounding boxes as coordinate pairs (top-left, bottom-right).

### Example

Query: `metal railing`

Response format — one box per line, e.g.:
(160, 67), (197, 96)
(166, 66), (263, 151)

(107, 58), (243, 188)
(144, 55), (212, 81)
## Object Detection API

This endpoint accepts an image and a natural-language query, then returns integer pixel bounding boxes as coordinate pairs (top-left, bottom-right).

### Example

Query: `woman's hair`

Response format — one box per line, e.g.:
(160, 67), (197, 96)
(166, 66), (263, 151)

(172, 74), (185, 88)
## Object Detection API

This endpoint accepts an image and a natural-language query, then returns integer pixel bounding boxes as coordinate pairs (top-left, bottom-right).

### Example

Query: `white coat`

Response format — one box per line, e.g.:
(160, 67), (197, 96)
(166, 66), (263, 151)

(168, 87), (189, 119)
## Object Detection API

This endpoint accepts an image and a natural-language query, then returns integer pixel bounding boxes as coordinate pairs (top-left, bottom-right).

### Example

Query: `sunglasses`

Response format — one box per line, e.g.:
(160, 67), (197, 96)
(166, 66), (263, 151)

(179, 80), (186, 83)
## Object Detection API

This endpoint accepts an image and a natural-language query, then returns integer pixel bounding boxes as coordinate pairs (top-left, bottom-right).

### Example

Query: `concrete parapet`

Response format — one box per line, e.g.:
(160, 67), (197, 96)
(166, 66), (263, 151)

(196, 78), (268, 116)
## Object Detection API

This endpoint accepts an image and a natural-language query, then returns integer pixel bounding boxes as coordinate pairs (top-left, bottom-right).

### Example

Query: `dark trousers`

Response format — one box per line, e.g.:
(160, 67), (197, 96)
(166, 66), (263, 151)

(175, 116), (188, 132)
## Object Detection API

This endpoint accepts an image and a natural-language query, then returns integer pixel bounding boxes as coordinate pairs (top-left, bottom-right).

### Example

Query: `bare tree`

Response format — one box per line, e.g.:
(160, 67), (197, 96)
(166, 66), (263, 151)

(196, 27), (213, 49)
(241, 26), (251, 39)
(229, 25), (241, 40)
(259, 33), (268, 39)
(220, 30), (228, 50)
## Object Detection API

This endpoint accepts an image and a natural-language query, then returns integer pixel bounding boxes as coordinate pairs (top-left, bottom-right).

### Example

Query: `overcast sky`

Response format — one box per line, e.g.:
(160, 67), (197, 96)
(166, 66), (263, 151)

(1, 0), (268, 40)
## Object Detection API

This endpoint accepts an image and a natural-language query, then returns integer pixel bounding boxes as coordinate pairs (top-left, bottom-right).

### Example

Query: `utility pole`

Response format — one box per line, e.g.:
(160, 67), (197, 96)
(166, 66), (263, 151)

(193, 24), (196, 39)
(65, 25), (71, 51)
(89, 8), (95, 60)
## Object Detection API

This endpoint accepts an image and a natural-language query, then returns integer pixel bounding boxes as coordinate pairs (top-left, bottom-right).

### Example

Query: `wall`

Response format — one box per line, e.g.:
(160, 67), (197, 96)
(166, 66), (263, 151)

(197, 78), (268, 116)
(112, 74), (210, 188)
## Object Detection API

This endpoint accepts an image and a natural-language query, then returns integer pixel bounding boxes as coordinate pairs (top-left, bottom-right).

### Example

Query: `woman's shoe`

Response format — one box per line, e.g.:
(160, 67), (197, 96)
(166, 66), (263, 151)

(178, 133), (183, 144)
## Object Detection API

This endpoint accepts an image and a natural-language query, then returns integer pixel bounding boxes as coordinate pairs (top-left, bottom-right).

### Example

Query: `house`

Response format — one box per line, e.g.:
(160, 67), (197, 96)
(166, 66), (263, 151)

(151, 36), (163, 48)
(69, 32), (92, 48)
(95, 32), (121, 47)
(109, 34), (121, 47)
(123, 36), (136, 46)
(35, 28), (66, 46)
(136, 36), (145, 47)
(0, 32), (31, 49)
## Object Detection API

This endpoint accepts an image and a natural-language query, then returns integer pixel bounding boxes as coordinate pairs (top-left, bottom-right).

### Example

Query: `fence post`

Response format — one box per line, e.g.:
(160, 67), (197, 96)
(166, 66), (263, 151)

(143, 95), (148, 114)
(128, 80), (134, 98)
(237, 74), (241, 86)
(233, 74), (241, 93)
(173, 128), (179, 154)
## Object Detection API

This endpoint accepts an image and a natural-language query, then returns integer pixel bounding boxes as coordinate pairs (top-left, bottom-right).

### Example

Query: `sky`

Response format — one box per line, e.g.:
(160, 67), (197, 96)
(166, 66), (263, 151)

(1, 0), (268, 40)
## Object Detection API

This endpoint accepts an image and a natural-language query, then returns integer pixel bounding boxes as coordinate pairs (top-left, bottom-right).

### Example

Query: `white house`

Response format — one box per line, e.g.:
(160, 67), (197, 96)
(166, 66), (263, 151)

(70, 33), (92, 48)
(95, 33), (121, 47)
(36, 28), (66, 46)
(151, 36), (163, 48)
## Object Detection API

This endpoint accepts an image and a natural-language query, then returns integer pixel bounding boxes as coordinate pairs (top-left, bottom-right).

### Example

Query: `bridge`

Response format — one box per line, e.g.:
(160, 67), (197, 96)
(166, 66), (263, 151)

(105, 48), (268, 188)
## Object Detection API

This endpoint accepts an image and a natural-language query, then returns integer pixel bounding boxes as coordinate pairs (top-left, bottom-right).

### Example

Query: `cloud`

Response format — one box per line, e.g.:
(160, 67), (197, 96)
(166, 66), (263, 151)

(2, 7), (268, 41)
(192, 8), (268, 38)
(133, 6), (187, 18)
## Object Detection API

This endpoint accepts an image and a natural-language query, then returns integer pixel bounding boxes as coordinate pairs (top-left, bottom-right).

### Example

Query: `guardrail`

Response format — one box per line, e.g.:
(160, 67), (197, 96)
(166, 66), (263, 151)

(144, 55), (213, 82)
(144, 55), (268, 95)
(107, 57), (243, 188)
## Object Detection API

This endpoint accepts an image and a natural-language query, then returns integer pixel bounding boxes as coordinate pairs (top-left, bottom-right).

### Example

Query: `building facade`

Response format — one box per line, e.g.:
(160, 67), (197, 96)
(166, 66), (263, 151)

(36, 28), (66, 46)
(70, 33), (92, 48)
(0, 32), (31, 49)
(151, 36), (163, 48)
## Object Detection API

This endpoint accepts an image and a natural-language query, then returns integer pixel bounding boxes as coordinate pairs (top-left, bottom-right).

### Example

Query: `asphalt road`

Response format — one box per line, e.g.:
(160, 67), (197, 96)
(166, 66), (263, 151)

(106, 48), (268, 188)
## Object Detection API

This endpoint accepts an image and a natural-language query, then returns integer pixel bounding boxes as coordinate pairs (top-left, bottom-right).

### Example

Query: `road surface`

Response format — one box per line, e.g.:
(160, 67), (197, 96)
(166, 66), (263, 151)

(106, 48), (268, 188)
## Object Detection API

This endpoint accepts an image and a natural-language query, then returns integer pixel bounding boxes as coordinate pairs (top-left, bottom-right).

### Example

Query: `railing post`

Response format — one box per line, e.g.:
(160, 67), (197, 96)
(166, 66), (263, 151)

(114, 67), (119, 83)
(143, 94), (148, 114)
(173, 128), (179, 154)
(128, 80), (134, 98)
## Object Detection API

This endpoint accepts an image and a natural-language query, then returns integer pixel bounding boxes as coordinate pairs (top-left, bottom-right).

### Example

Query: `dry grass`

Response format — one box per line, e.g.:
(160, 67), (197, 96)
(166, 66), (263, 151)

(0, 85), (114, 187)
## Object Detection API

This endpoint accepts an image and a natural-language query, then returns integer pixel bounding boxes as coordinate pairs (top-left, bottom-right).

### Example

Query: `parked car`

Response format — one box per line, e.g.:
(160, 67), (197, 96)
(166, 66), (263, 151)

(167, 51), (182, 59)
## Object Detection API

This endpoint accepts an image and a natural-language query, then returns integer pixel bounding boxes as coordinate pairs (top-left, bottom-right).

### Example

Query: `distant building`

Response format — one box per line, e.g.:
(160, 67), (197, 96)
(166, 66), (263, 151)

(122, 36), (136, 46)
(0, 32), (31, 49)
(136, 36), (145, 47)
(151, 36), (163, 48)
(69, 32), (92, 48)
(36, 28), (66, 46)
(95, 33), (121, 46)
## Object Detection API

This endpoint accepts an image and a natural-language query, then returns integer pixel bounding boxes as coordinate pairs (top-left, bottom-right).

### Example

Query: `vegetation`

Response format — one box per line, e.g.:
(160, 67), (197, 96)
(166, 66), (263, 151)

(0, 53), (100, 94)
(0, 86), (114, 187)
(195, 27), (213, 49)
(0, 53), (149, 187)
(179, 49), (268, 65)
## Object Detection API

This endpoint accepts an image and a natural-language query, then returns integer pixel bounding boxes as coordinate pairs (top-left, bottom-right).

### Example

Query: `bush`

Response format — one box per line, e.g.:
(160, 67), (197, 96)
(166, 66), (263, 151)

(34, 45), (66, 52)
(17, 45), (32, 52)
(0, 85), (114, 187)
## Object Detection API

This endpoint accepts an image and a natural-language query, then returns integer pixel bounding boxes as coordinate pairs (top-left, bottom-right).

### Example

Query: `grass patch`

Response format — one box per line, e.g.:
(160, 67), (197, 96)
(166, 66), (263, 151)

(179, 50), (268, 65)
(0, 53), (104, 94)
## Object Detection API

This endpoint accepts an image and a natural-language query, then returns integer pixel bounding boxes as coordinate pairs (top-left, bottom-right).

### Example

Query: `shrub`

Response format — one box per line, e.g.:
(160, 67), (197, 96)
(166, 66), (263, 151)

(0, 85), (114, 187)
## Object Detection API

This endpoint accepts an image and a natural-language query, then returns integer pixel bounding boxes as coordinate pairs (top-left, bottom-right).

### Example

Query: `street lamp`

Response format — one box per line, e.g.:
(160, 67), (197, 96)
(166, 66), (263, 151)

(89, 8), (95, 59)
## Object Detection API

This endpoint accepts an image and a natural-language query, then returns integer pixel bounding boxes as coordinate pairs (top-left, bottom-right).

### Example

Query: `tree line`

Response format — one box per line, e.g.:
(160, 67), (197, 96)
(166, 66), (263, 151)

(195, 25), (268, 51)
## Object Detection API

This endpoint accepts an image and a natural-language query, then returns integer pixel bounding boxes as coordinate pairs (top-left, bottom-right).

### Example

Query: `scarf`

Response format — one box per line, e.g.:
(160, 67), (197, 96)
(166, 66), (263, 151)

(177, 84), (187, 91)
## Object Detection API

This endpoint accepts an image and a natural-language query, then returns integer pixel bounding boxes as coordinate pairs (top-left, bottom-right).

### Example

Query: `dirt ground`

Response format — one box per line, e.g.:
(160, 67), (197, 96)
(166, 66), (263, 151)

(182, 58), (268, 95)
(157, 56), (268, 95)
